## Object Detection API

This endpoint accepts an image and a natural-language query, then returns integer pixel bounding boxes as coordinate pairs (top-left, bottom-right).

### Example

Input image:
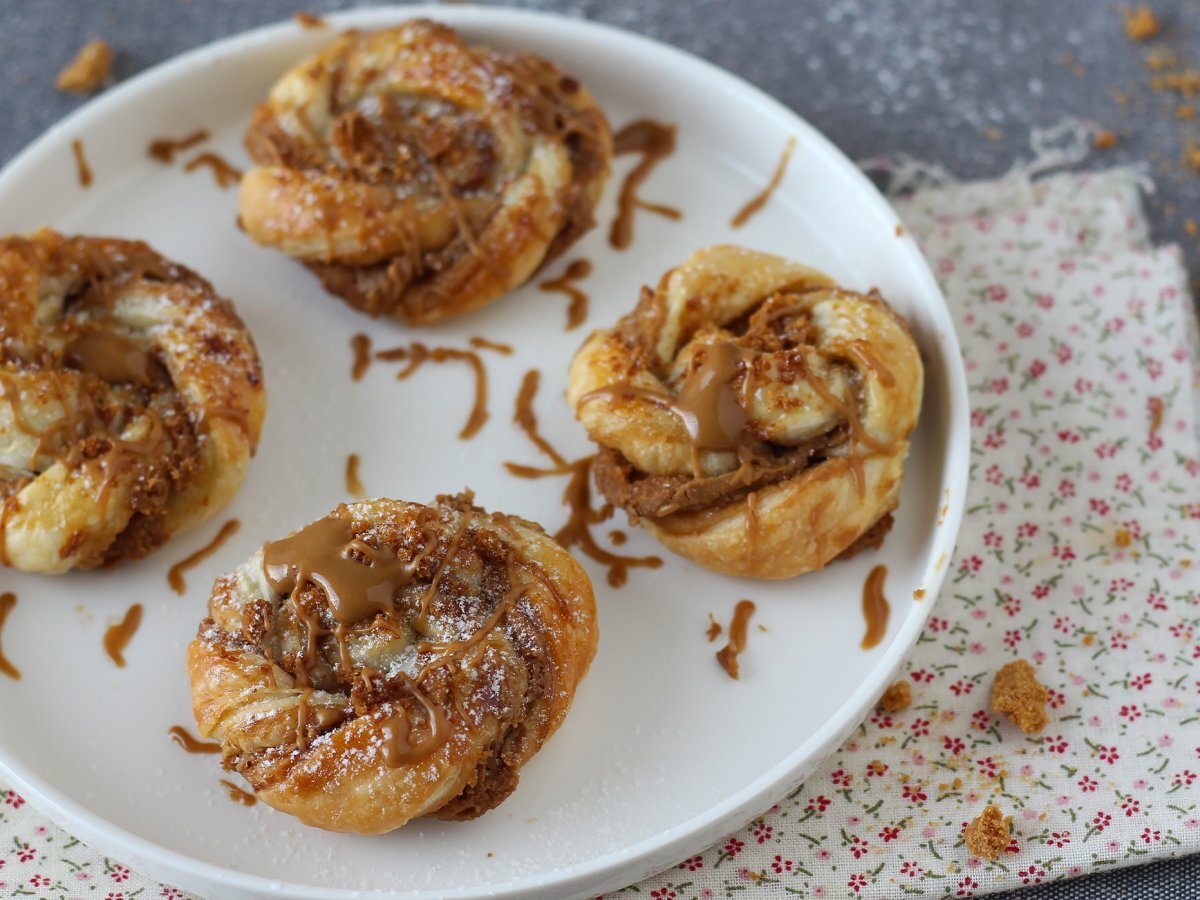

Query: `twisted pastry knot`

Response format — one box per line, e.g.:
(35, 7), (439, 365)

(0, 229), (265, 573)
(567, 245), (924, 579)
(239, 20), (612, 324)
(187, 494), (597, 834)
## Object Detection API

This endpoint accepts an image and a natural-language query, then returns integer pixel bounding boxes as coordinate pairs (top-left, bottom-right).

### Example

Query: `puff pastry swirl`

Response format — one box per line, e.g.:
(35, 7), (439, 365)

(0, 229), (265, 573)
(187, 493), (597, 833)
(239, 20), (612, 324)
(567, 245), (923, 579)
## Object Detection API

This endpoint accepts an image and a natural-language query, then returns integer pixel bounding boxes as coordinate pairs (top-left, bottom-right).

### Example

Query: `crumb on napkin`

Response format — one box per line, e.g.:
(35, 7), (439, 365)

(964, 804), (1012, 860)
(56, 39), (113, 93)
(878, 680), (912, 713)
(992, 659), (1049, 734)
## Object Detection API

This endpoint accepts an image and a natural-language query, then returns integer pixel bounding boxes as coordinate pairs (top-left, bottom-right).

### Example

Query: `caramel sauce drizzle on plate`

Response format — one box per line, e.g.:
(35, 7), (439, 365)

(861, 564), (890, 650)
(609, 120), (681, 250)
(184, 152), (243, 188)
(0, 592), (19, 680)
(731, 136), (796, 228)
(104, 603), (143, 667)
(147, 129), (210, 164)
(504, 369), (661, 587)
(716, 599), (755, 679)
(374, 340), (509, 440)
(71, 139), (93, 188)
(345, 453), (366, 497)
(219, 779), (257, 806)
(350, 333), (372, 381)
(168, 519), (241, 595)
(168, 724), (220, 754)
(539, 259), (592, 330)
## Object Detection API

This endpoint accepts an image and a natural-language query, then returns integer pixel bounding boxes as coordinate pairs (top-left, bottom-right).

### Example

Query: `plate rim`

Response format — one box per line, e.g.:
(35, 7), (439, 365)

(0, 5), (972, 898)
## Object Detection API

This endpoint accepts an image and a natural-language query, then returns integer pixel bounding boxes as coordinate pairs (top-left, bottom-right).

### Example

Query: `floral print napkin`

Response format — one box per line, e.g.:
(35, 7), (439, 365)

(2, 167), (1197, 899)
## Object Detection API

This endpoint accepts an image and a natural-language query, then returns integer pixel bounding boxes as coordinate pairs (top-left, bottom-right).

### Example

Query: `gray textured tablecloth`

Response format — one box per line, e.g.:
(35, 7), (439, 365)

(1, 1), (1197, 897)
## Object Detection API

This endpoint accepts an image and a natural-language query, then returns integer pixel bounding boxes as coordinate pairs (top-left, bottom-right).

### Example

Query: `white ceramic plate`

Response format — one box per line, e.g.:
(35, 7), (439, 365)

(0, 7), (969, 899)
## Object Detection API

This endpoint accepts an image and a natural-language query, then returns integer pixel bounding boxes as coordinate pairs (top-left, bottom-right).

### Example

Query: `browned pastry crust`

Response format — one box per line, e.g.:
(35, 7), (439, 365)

(0, 229), (265, 573)
(187, 493), (597, 834)
(567, 245), (924, 579)
(238, 20), (612, 324)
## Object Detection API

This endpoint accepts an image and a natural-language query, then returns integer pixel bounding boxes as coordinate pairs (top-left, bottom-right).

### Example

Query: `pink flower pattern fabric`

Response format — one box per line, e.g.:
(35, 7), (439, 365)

(1, 168), (1197, 899)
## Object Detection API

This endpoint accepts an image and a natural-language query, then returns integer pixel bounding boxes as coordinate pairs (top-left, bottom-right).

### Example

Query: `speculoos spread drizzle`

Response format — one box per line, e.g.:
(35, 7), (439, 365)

(539, 259), (592, 330)
(504, 371), (661, 587)
(219, 779), (257, 806)
(860, 564), (890, 650)
(0, 592), (19, 680)
(716, 599), (755, 679)
(168, 519), (240, 595)
(261, 511), (452, 761)
(375, 340), (510, 439)
(731, 136), (796, 228)
(350, 333), (372, 381)
(184, 152), (243, 188)
(148, 129), (210, 164)
(168, 724), (220, 754)
(344, 453), (366, 497)
(104, 603), (143, 667)
(72, 139), (93, 188)
(609, 120), (681, 250)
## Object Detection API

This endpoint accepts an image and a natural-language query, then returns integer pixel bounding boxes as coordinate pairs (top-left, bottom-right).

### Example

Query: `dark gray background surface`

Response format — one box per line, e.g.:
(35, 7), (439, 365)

(0, 1), (1197, 897)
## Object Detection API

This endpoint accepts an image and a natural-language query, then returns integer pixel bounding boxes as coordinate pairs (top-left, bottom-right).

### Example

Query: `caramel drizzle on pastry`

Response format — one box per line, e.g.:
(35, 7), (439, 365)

(262, 511), (440, 755)
(609, 120), (681, 250)
(715, 599), (755, 679)
(581, 339), (757, 478)
(72, 139), (93, 188)
(184, 152), (243, 188)
(0, 592), (19, 680)
(539, 259), (593, 330)
(104, 603), (143, 667)
(148, 130), (210, 164)
(505, 370), (661, 587)
(730, 136), (796, 228)
(168, 724), (221, 754)
(168, 519), (240, 595)
(860, 564), (890, 650)
(375, 340), (510, 439)
(260, 503), (541, 765)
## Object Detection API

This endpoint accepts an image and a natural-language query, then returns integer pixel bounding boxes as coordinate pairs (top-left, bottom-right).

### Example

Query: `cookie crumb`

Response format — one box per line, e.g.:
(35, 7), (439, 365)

(706, 613), (722, 642)
(964, 804), (1012, 860)
(56, 39), (113, 93)
(1123, 6), (1161, 42)
(992, 659), (1049, 734)
(878, 680), (913, 713)
(294, 11), (326, 28)
(1094, 130), (1119, 150)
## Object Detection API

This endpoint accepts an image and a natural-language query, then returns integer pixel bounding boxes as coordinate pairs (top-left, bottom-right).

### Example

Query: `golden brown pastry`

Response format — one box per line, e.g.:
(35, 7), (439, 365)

(187, 493), (597, 833)
(238, 20), (612, 324)
(567, 245), (923, 579)
(0, 229), (265, 573)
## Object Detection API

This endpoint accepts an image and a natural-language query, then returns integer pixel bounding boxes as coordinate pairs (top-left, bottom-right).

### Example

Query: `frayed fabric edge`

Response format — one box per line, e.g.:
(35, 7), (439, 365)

(860, 116), (1153, 198)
